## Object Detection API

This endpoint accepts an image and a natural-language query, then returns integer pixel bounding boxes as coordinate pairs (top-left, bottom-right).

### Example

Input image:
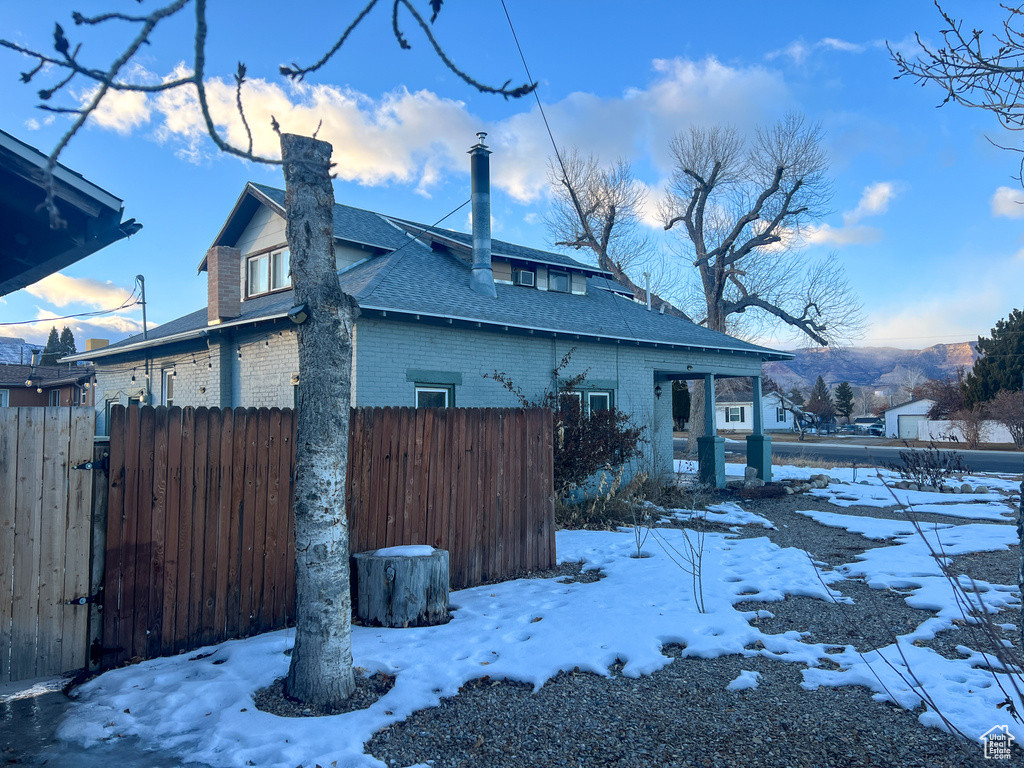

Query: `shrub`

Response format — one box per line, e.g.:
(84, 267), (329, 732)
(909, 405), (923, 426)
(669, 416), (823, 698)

(883, 442), (971, 488)
(486, 348), (646, 499)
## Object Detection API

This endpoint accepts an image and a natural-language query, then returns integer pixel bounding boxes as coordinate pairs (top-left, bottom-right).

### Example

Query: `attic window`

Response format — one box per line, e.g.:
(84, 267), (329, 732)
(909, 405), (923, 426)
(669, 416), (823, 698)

(548, 269), (570, 293)
(247, 248), (290, 297)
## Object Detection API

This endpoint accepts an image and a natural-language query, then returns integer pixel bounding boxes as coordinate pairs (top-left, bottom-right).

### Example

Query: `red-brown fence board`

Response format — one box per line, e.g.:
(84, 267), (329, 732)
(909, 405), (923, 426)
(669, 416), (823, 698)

(103, 404), (553, 667)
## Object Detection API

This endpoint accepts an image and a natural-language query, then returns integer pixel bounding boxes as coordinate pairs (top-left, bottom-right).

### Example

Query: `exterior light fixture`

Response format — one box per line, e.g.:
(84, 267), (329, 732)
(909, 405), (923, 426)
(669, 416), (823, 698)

(131, 370), (136, 385)
(654, 384), (663, 400)
(288, 303), (309, 324)
(25, 378), (32, 387)
(36, 387), (43, 394)
(237, 349), (242, 360)
(686, 365), (694, 371)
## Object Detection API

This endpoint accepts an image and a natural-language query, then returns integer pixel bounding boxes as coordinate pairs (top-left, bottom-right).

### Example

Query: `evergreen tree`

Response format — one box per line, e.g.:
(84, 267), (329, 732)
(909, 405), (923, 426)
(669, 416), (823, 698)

(834, 381), (855, 421)
(59, 326), (76, 358)
(964, 308), (1024, 406)
(805, 376), (835, 425)
(40, 326), (60, 366)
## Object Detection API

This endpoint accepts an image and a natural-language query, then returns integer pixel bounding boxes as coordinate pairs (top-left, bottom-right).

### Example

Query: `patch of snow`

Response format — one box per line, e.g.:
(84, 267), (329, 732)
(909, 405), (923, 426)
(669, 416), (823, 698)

(726, 670), (762, 691)
(373, 545), (435, 557)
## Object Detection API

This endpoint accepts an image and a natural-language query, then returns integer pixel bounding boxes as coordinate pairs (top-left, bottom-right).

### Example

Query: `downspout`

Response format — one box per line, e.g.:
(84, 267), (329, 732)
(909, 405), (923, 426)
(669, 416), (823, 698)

(468, 132), (497, 298)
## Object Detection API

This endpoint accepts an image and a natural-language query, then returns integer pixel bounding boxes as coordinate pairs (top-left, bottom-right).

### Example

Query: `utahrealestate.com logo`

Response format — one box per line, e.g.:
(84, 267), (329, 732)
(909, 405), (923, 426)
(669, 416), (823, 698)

(980, 726), (1015, 760)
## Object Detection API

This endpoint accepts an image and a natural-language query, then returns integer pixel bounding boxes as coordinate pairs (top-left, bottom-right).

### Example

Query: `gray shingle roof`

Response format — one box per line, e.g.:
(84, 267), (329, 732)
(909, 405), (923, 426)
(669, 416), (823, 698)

(83, 184), (790, 362)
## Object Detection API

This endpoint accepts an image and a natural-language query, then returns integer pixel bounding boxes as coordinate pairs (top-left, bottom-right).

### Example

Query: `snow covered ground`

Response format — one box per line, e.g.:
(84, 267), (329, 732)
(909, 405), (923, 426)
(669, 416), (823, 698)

(51, 462), (1022, 768)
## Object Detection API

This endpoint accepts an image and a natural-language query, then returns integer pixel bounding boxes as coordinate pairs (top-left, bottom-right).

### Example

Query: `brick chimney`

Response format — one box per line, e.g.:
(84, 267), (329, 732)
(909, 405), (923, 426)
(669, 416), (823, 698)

(206, 245), (241, 323)
(468, 132), (496, 298)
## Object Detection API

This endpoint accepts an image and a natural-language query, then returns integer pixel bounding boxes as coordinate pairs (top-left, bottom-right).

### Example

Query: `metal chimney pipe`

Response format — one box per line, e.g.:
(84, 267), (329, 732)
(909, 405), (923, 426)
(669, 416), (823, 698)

(468, 132), (497, 298)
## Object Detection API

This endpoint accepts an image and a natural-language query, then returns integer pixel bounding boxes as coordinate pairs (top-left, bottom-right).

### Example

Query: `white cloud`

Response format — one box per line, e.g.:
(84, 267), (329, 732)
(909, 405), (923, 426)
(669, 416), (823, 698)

(801, 181), (899, 246)
(804, 223), (881, 246)
(819, 38), (865, 53)
(991, 185), (1024, 218)
(767, 37), (866, 64)
(24, 273), (134, 308)
(86, 57), (792, 204)
(844, 181), (899, 225)
(766, 41), (811, 65)
(17, 311), (146, 347)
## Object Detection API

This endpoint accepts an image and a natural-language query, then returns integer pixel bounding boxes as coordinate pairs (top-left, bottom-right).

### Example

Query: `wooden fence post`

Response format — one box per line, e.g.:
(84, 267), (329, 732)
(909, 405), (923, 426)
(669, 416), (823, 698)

(87, 437), (109, 673)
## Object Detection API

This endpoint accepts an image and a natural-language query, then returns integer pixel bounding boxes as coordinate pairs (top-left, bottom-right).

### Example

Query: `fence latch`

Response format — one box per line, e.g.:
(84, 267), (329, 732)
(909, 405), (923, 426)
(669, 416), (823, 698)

(66, 589), (102, 606)
(72, 452), (108, 472)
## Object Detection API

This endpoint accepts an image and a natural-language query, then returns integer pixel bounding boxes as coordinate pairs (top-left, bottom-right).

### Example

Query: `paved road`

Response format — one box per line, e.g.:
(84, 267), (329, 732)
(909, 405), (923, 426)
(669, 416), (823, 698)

(673, 437), (1024, 475)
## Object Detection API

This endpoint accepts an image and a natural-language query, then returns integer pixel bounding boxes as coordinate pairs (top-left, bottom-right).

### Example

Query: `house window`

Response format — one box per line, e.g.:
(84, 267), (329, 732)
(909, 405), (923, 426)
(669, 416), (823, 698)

(415, 384), (454, 408)
(162, 369), (175, 407)
(776, 407), (787, 422)
(81, 389), (88, 405)
(548, 269), (570, 293)
(0, 389), (8, 407)
(725, 406), (745, 423)
(247, 248), (290, 297)
(49, 390), (60, 407)
(588, 391), (612, 412)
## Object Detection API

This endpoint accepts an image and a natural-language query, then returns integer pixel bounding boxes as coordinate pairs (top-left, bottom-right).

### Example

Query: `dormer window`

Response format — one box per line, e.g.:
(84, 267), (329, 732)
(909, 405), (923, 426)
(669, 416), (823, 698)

(548, 269), (570, 293)
(247, 248), (290, 297)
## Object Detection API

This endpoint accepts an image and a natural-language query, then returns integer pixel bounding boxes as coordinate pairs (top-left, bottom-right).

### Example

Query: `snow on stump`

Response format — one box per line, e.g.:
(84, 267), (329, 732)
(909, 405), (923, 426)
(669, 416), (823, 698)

(353, 546), (450, 628)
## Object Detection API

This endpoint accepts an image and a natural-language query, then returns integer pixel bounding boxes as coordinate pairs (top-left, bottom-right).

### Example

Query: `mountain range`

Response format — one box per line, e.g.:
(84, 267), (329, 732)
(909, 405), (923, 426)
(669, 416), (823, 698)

(762, 342), (978, 392)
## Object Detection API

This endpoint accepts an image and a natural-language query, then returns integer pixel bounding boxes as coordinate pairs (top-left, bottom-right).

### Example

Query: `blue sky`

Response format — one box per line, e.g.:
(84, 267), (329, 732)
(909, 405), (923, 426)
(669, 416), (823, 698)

(1, 1), (1022, 351)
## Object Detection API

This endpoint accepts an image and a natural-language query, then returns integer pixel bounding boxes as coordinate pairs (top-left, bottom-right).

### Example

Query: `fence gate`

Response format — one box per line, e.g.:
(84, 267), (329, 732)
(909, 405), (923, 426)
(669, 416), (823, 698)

(0, 407), (95, 683)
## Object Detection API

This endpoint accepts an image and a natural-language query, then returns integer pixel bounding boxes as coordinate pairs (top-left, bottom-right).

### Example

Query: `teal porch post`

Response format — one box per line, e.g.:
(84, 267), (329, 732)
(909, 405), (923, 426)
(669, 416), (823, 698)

(746, 375), (772, 481)
(697, 373), (725, 488)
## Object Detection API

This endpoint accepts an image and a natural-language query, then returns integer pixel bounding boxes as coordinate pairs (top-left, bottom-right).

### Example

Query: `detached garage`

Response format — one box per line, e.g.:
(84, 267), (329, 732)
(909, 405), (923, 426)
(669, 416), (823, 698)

(883, 398), (936, 440)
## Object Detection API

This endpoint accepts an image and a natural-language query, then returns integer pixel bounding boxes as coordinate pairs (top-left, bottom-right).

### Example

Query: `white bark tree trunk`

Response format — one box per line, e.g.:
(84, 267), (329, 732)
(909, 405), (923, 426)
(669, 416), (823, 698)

(281, 133), (357, 706)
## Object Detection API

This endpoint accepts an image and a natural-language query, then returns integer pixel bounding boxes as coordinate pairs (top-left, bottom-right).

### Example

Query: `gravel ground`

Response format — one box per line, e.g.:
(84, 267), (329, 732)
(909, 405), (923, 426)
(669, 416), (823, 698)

(364, 492), (1019, 768)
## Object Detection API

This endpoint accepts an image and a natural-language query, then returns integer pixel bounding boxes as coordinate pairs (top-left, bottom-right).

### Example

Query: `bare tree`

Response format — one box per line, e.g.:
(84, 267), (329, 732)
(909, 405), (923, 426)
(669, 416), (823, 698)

(891, 2), (1024, 177)
(660, 116), (862, 444)
(988, 389), (1024, 448)
(660, 116), (862, 344)
(546, 118), (862, 449)
(546, 149), (685, 317)
(764, 377), (808, 440)
(1, 0), (533, 708)
(894, 365), (927, 404)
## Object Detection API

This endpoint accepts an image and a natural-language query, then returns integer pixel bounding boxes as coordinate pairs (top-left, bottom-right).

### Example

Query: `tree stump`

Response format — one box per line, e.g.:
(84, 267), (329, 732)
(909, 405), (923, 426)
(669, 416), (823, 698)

(353, 546), (450, 628)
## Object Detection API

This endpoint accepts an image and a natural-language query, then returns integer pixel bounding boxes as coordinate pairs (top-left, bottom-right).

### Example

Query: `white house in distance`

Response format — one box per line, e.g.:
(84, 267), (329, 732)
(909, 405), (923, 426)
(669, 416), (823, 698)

(716, 390), (794, 432)
(883, 398), (935, 439)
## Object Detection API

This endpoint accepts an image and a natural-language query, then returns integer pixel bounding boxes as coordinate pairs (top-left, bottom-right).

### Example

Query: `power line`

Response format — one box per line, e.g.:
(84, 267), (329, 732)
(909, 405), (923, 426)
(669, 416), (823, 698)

(0, 287), (141, 327)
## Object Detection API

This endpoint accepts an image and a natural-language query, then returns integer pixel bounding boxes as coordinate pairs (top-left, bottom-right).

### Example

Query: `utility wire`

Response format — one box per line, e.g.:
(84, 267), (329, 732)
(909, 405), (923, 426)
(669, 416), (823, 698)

(499, 0), (642, 340)
(0, 287), (141, 327)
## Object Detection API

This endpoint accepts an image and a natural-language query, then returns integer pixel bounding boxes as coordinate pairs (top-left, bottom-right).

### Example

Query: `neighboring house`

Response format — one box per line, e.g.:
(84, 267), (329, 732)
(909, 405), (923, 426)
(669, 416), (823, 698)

(67, 136), (792, 480)
(0, 128), (140, 297)
(0, 362), (96, 408)
(0, 336), (41, 365)
(883, 398), (936, 440)
(716, 391), (794, 433)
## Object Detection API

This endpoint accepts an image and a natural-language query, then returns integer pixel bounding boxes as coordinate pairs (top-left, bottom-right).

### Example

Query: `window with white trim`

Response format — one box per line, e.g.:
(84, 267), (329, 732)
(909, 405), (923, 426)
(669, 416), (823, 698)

(162, 369), (175, 407)
(725, 406), (745, 423)
(588, 391), (612, 412)
(49, 389), (60, 406)
(247, 248), (290, 297)
(415, 384), (454, 408)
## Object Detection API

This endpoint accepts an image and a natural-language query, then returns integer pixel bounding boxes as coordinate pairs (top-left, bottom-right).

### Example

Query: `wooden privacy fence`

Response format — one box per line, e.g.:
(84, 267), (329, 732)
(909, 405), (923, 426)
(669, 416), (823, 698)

(105, 404), (554, 667)
(0, 407), (94, 683)
(104, 405), (296, 668)
(347, 407), (555, 589)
